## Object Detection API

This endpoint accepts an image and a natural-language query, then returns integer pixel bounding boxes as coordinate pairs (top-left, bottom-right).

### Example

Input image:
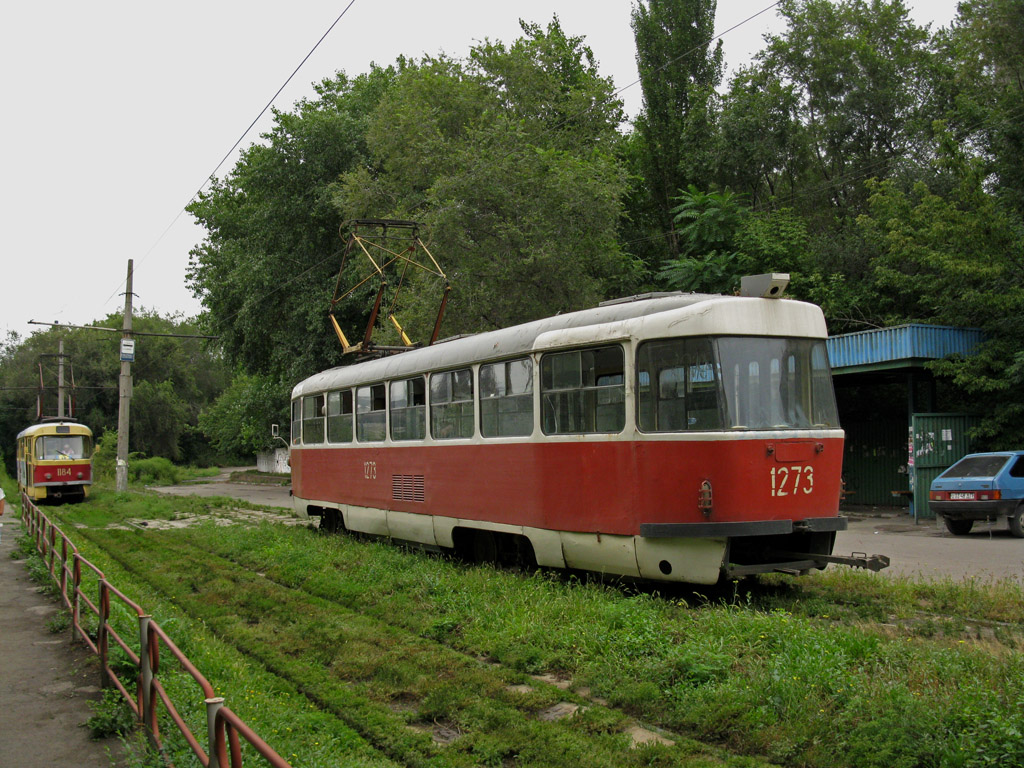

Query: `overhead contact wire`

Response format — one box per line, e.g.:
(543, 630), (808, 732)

(99, 0), (359, 311)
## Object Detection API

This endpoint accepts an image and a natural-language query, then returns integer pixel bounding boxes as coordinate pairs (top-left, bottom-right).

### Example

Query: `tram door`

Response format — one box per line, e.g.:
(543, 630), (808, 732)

(16, 436), (28, 490)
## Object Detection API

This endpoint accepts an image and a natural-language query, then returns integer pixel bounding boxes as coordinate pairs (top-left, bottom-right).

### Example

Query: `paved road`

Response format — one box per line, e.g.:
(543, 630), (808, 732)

(839, 510), (1024, 582)
(0, 515), (125, 768)
(153, 478), (293, 508)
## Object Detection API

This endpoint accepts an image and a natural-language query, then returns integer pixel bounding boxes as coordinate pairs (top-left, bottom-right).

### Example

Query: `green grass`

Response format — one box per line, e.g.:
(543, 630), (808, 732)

(68, 524), (749, 768)
(39, 491), (1024, 768)
(20, 527), (399, 768)
(759, 567), (1024, 628)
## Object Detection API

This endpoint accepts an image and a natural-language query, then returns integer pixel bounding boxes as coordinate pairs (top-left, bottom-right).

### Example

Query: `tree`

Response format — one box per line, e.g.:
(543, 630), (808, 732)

(187, 66), (399, 382)
(754, 0), (934, 221)
(658, 186), (747, 293)
(332, 18), (636, 335)
(934, 0), (1024, 216)
(199, 373), (289, 458)
(629, 0), (723, 267)
(715, 66), (805, 209)
(0, 313), (230, 469)
(130, 380), (190, 460)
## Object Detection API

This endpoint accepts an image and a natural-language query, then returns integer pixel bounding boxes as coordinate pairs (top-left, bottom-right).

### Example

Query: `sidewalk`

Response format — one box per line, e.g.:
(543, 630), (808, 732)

(0, 515), (125, 767)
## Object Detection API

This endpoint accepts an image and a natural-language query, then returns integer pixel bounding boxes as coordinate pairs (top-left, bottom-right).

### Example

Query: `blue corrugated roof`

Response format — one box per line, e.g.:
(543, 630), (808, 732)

(827, 324), (984, 373)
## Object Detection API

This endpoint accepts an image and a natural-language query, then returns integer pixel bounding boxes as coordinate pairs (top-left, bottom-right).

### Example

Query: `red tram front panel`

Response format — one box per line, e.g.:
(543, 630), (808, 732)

(292, 435), (843, 536)
(31, 462), (92, 487)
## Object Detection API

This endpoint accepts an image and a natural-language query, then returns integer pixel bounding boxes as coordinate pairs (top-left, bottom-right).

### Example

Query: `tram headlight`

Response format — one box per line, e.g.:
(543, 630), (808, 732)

(44, 472), (52, 480)
(77, 472), (84, 479)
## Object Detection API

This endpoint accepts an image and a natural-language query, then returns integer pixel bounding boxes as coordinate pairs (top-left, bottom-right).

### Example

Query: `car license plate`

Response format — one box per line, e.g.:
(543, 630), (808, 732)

(949, 492), (976, 500)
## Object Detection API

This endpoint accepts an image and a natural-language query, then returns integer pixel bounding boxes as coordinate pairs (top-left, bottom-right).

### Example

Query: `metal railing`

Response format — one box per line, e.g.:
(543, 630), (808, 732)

(20, 492), (293, 768)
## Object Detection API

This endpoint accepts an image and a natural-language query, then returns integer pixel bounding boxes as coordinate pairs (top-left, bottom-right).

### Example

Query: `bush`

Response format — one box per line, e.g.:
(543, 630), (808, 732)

(86, 689), (137, 739)
(91, 430), (117, 482)
(127, 457), (181, 486)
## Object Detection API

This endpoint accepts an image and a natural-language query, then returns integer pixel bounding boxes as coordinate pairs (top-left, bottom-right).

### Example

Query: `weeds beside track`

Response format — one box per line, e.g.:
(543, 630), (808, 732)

(67, 522), (756, 768)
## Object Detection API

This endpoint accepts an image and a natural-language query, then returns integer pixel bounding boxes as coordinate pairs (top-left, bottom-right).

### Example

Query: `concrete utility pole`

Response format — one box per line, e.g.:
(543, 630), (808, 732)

(57, 338), (65, 419)
(116, 260), (134, 493)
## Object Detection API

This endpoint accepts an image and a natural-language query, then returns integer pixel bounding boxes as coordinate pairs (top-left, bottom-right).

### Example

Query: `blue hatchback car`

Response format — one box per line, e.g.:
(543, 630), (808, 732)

(929, 451), (1024, 537)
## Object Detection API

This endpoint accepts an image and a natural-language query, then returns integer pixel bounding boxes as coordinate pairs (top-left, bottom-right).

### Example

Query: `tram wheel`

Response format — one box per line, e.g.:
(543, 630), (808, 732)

(320, 509), (343, 534)
(470, 530), (498, 564)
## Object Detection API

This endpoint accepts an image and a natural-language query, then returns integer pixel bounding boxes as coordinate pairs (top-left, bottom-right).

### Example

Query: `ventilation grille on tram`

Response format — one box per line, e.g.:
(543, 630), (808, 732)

(392, 474), (425, 502)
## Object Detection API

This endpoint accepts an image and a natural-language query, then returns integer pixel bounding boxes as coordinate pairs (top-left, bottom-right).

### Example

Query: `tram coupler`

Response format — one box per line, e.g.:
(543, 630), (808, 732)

(775, 551), (891, 572)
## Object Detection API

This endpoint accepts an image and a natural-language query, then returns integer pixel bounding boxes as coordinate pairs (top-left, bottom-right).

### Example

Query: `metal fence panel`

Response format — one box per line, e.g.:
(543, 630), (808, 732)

(911, 413), (980, 518)
(841, 420), (910, 507)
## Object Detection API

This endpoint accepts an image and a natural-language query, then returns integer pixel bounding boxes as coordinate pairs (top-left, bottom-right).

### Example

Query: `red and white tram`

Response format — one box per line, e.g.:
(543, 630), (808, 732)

(290, 276), (885, 584)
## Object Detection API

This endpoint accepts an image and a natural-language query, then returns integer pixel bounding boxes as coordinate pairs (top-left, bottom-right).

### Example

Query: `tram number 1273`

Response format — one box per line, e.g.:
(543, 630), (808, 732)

(770, 465), (814, 497)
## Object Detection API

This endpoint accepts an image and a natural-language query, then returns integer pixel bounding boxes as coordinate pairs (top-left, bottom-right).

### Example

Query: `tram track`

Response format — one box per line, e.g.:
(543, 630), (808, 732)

(71, 523), (754, 768)
(70, 525), (415, 767)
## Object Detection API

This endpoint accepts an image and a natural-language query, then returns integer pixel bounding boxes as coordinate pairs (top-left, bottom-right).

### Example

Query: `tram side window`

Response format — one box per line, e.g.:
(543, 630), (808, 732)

(291, 400), (301, 445)
(809, 342), (838, 427)
(431, 369), (474, 439)
(302, 394), (326, 444)
(541, 345), (625, 435)
(356, 383), (387, 442)
(637, 338), (722, 432)
(327, 390), (354, 443)
(480, 358), (533, 437)
(391, 377), (426, 441)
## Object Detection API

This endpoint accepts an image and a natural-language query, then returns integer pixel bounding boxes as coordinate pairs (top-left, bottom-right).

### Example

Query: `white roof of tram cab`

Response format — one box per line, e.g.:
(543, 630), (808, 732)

(293, 292), (829, 398)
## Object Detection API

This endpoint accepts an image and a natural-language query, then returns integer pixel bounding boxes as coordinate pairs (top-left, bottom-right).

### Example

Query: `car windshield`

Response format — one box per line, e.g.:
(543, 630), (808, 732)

(939, 455), (1012, 479)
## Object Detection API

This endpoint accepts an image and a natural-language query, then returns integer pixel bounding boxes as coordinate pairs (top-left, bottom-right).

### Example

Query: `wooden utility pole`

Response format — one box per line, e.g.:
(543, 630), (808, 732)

(116, 260), (134, 492)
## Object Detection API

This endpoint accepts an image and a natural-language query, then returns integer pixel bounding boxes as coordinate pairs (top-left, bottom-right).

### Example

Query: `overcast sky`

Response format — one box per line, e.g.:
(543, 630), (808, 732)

(1, 0), (959, 343)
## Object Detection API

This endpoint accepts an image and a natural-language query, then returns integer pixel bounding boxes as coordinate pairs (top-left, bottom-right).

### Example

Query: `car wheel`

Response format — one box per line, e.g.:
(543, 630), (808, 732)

(943, 517), (974, 536)
(1008, 506), (1024, 538)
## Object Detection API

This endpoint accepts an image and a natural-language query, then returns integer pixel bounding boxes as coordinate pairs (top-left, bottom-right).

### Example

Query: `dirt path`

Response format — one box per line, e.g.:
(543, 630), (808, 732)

(0, 515), (125, 767)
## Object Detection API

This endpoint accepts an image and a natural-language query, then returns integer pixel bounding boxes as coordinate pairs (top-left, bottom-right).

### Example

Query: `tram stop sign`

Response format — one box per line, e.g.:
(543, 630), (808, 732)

(120, 339), (136, 362)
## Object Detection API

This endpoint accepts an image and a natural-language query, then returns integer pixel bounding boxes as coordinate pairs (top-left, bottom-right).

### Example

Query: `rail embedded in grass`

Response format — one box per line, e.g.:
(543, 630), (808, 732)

(19, 492), (294, 768)
(183, 521), (1024, 768)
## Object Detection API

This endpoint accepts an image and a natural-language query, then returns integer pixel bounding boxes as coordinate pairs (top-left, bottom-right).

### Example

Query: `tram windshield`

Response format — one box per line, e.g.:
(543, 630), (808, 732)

(36, 435), (90, 460)
(637, 336), (838, 431)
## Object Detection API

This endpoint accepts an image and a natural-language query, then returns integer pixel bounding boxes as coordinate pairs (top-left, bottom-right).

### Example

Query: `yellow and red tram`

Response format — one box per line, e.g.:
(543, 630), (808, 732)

(290, 277), (886, 584)
(16, 419), (94, 503)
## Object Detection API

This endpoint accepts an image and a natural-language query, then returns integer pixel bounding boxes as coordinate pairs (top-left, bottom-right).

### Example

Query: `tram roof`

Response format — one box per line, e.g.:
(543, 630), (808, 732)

(16, 420), (92, 440)
(294, 292), (826, 397)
